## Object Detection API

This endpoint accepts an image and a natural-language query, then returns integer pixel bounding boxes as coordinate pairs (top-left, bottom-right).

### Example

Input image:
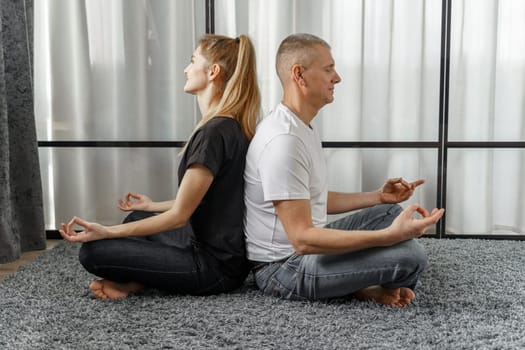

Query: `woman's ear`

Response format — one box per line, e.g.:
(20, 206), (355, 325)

(208, 63), (221, 82)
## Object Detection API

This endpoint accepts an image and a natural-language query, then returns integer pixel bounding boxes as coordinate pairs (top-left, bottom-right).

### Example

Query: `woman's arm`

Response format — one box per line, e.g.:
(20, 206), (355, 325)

(117, 192), (174, 213)
(59, 164), (213, 242)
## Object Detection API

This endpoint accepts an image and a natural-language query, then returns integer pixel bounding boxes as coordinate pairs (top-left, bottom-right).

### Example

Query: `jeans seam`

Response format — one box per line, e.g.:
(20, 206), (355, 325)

(295, 264), (412, 280)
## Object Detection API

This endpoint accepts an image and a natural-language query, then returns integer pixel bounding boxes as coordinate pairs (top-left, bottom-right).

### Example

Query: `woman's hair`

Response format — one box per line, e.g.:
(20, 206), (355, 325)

(195, 34), (261, 141)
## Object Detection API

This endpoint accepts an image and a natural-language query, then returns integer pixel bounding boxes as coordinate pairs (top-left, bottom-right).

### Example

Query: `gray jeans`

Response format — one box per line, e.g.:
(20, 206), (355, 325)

(252, 204), (428, 300)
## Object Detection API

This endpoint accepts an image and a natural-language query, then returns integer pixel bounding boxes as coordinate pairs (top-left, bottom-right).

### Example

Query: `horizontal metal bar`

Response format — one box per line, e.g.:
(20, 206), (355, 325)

(321, 141), (440, 148)
(38, 141), (187, 148)
(441, 233), (525, 240)
(446, 141), (525, 148)
(38, 140), (525, 149)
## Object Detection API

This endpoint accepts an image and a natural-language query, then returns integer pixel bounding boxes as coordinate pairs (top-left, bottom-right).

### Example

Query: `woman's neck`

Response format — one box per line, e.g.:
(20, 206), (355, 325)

(197, 85), (220, 118)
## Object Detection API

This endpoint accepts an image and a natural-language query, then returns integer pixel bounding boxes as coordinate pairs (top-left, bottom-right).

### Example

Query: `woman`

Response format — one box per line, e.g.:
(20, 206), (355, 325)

(59, 34), (261, 299)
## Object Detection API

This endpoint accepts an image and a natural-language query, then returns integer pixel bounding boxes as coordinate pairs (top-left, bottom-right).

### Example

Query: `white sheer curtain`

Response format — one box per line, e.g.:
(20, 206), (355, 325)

(34, 0), (525, 235)
(34, 0), (204, 228)
(215, 0), (441, 229)
(447, 0), (525, 234)
(215, 0), (525, 235)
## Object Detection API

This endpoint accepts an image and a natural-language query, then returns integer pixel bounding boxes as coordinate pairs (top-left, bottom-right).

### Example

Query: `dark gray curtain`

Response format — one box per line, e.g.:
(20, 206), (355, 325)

(0, 0), (45, 263)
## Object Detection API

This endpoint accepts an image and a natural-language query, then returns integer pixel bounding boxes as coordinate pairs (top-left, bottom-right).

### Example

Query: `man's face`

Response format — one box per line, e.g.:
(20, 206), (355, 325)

(301, 45), (341, 108)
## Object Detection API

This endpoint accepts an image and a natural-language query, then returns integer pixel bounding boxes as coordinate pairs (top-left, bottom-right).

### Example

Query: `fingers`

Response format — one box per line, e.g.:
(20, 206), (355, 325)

(387, 177), (410, 189)
(118, 192), (140, 210)
(414, 206), (445, 225)
(117, 198), (130, 210)
(405, 204), (444, 223)
(117, 198), (126, 210)
(387, 177), (425, 190)
(415, 205), (430, 218)
(395, 205), (444, 239)
(430, 208), (445, 221)
(59, 223), (71, 240)
(387, 177), (425, 192)
(410, 179), (425, 188)
(58, 216), (90, 242)
(71, 216), (90, 228)
(59, 220), (80, 242)
(126, 192), (141, 201)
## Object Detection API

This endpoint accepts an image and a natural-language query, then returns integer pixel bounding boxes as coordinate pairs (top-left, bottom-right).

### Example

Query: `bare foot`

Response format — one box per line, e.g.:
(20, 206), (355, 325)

(89, 279), (144, 300)
(353, 285), (415, 307)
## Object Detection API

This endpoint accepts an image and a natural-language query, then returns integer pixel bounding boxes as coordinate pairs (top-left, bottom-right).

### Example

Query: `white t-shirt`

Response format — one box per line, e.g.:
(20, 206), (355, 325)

(244, 103), (328, 262)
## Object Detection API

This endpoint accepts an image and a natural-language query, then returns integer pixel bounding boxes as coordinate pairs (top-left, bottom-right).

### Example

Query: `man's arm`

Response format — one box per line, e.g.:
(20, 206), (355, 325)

(327, 178), (425, 214)
(327, 191), (382, 214)
(274, 198), (444, 255)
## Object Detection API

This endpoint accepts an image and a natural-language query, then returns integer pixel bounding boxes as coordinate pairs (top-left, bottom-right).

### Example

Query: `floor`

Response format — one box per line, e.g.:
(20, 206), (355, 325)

(0, 239), (62, 281)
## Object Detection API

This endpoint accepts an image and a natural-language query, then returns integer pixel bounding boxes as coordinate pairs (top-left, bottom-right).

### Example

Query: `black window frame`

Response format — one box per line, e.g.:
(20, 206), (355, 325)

(41, 0), (525, 240)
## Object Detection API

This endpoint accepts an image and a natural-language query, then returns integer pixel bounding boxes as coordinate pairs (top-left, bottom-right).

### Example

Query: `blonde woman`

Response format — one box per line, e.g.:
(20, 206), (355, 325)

(60, 34), (261, 299)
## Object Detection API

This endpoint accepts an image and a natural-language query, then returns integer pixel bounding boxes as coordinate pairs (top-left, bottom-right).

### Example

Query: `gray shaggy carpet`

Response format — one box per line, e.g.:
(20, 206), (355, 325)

(1, 238), (525, 349)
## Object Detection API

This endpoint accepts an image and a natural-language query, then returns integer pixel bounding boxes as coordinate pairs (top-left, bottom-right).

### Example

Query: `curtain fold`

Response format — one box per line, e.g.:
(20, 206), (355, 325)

(33, 0), (525, 236)
(34, 0), (203, 229)
(0, 0), (45, 263)
(447, 0), (525, 234)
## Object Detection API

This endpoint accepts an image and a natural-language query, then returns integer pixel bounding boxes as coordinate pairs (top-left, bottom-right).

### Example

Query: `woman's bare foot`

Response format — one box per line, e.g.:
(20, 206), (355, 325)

(353, 285), (415, 307)
(89, 279), (144, 300)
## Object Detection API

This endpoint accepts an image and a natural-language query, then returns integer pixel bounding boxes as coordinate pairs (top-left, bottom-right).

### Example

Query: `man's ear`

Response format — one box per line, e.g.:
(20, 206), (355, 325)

(291, 64), (306, 87)
(208, 63), (221, 81)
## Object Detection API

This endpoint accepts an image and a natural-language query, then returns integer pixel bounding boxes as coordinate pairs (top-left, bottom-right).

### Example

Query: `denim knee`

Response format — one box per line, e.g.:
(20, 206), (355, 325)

(383, 203), (403, 216)
(78, 241), (100, 275)
(410, 239), (428, 273)
(398, 239), (428, 284)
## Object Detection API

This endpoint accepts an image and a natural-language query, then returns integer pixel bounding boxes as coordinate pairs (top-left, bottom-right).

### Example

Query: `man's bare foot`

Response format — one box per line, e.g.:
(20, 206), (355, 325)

(353, 286), (415, 307)
(89, 279), (144, 300)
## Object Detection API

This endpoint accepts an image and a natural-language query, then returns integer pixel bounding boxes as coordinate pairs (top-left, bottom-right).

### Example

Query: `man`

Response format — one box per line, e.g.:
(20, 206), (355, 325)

(243, 33), (444, 307)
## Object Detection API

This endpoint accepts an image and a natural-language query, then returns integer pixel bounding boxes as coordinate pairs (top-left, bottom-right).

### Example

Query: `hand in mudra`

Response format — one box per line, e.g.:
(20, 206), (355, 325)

(59, 217), (109, 243)
(117, 192), (152, 212)
(379, 178), (425, 204)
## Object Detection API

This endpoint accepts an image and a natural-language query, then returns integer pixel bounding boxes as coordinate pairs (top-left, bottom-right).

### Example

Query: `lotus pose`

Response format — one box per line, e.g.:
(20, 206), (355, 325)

(243, 33), (444, 307)
(60, 34), (261, 299)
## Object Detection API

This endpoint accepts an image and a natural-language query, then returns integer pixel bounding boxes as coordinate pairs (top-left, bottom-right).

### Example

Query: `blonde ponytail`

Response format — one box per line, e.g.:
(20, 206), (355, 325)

(194, 34), (261, 141)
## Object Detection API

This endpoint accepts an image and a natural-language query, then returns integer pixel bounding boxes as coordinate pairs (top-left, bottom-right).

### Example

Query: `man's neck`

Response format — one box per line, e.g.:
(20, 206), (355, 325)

(281, 96), (318, 127)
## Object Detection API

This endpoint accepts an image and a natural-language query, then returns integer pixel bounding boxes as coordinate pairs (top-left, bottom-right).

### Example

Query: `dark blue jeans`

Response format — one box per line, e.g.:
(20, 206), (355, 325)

(79, 211), (243, 295)
(253, 204), (428, 300)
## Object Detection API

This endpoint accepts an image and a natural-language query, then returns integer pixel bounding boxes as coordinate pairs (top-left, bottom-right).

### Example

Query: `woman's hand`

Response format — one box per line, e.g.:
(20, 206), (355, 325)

(59, 217), (110, 243)
(386, 204), (445, 243)
(117, 192), (152, 212)
(379, 178), (425, 204)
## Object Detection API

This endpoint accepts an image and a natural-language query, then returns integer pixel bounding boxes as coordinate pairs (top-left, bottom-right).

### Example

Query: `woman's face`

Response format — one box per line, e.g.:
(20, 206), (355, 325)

(183, 46), (210, 94)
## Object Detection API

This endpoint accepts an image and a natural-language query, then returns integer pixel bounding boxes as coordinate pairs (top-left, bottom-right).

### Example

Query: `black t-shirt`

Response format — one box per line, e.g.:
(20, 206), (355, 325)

(178, 117), (249, 280)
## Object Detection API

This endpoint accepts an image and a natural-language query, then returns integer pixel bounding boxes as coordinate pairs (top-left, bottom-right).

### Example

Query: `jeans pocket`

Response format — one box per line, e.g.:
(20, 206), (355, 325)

(255, 256), (304, 300)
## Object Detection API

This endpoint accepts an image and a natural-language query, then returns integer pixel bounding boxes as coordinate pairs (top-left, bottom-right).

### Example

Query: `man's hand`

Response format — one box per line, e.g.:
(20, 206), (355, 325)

(59, 217), (110, 243)
(118, 192), (152, 212)
(386, 204), (445, 243)
(379, 178), (425, 204)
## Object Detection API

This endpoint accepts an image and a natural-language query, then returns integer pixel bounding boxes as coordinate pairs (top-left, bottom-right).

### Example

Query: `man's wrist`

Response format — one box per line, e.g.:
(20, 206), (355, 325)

(373, 190), (384, 205)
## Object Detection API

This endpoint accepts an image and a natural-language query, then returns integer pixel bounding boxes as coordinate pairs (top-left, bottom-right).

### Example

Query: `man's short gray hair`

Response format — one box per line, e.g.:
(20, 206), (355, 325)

(275, 33), (331, 83)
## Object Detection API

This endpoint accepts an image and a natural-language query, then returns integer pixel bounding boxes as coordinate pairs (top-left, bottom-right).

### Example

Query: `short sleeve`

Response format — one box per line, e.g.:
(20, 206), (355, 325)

(185, 126), (224, 176)
(258, 134), (311, 201)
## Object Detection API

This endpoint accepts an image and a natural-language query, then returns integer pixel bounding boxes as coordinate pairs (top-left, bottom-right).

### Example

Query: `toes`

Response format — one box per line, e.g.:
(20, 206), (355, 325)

(399, 288), (416, 301)
(89, 280), (104, 291)
(92, 288), (108, 299)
